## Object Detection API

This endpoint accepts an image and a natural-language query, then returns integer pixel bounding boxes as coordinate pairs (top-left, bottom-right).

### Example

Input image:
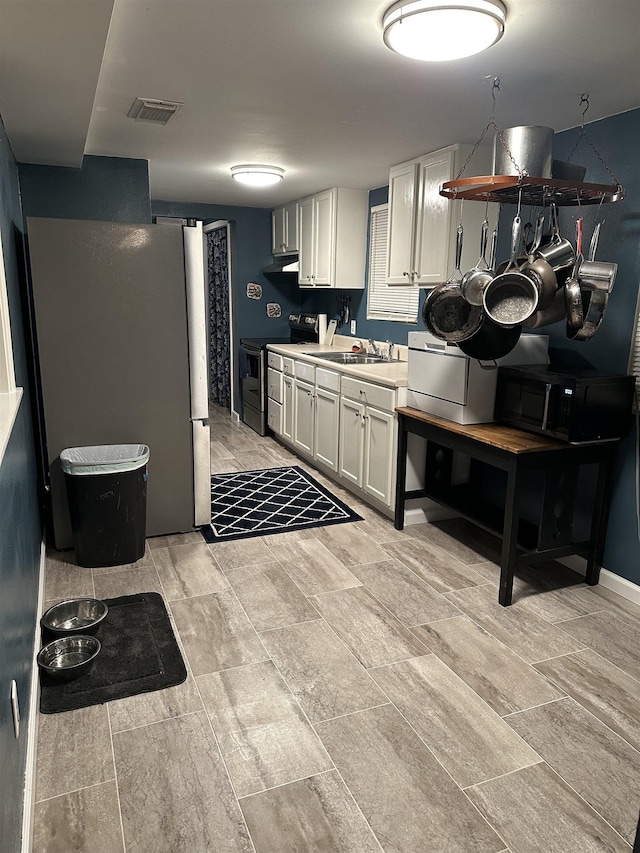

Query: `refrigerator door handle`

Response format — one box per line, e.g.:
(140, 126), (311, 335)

(183, 221), (209, 422)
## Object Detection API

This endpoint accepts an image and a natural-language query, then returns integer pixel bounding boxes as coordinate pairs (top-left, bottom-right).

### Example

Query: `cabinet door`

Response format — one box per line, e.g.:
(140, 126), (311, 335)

(284, 200), (299, 252)
(313, 189), (335, 287)
(282, 374), (294, 442)
(293, 379), (315, 455)
(272, 207), (287, 255)
(298, 195), (315, 286)
(413, 148), (455, 287)
(267, 367), (283, 404)
(363, 406), (396, 507)
(268, 399), (283, 435)
(339, 396), (365, 487)
(314, 387), (339, 471)
(386, 161), (419, 285)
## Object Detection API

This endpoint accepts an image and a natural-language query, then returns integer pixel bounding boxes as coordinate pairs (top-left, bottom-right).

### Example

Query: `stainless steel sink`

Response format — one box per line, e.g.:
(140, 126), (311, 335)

(309, 351), (404, 365)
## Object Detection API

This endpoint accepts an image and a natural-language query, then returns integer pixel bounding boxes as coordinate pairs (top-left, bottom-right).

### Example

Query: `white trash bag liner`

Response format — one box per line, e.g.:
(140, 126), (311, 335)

(60, 444), (150, 476)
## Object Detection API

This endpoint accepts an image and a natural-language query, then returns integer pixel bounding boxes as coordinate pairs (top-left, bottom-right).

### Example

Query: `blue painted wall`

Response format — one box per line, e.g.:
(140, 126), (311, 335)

(19, 155), (152, 223)
(0, 118), (43, 853)
(534, 109), (640, 585)
(152, 200), (302, 340)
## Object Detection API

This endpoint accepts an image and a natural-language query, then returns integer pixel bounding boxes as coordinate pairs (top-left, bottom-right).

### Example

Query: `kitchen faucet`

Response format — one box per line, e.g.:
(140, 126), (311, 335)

(386, 340), (395, 361)
(368, 339), (380, 356)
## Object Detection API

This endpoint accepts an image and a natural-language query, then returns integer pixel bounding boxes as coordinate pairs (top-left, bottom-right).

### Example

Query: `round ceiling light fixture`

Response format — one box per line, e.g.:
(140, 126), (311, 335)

(382, 0), (506, 62)
(230, 164), (285, 186)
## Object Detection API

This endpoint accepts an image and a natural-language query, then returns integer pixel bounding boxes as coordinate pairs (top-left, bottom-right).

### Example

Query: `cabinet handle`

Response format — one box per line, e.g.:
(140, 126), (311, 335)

(412, 270), (419, 278)
(403, 271), (410, 278)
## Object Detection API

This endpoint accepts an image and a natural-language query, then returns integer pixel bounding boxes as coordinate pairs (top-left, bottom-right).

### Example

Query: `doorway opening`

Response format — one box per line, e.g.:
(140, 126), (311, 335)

(204, 221), (237, 418)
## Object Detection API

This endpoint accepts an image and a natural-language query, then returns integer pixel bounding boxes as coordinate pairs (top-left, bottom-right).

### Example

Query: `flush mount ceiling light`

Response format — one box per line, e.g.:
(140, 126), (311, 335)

(382, 0), (506, 62)
(230, 165), (285, 186)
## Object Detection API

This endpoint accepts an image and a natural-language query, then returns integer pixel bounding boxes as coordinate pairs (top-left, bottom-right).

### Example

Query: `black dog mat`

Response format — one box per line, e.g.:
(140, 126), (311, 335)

(39, 592), (187, 714)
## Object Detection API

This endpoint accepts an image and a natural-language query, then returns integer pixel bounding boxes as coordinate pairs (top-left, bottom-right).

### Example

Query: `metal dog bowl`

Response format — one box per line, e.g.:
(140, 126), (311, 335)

(40, 598), (108, 637)
(37, 635), (101, 682)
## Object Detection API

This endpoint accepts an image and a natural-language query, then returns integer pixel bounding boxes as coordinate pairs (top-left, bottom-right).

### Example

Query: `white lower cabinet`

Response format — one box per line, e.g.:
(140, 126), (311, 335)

(266, 348), (401, 514)
(339, 378), (397, 508)
(267, 398), (282, 434)
(282, 373), (294, 442)
(339, 396), (365, 486)
(363, 406), (395, 505)
(293, 378), (315, 455)
(314, 386), (340, 471)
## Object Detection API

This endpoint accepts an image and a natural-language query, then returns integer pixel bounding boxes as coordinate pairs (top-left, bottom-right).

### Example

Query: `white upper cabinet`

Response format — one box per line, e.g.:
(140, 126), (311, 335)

(272, 200), (299, 255)
(386, 144), (496, 287)
(298, 187), (368, 289)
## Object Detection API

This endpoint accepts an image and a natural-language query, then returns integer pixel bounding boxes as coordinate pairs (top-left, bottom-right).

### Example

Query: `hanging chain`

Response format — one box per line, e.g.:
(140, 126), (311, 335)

(566, 94), (622, 189)
(455, 78), (525, 181)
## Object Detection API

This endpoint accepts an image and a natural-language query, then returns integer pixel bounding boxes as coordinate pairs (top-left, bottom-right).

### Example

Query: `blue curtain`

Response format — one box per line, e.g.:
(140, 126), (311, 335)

(207, 227), (231, 407)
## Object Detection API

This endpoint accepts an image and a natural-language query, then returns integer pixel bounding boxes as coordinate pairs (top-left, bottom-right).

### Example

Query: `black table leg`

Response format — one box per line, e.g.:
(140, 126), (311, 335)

(394, 415), (408, 530)
(499, 463), (521, 606)
(585, 443), (617, 585)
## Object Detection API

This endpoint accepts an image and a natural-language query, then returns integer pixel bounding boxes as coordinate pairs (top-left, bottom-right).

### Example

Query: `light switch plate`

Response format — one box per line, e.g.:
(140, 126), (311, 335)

(350, 320), (356, 335)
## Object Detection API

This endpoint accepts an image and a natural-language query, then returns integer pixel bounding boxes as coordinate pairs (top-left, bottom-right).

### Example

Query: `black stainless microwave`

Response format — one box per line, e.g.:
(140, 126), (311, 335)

(494, 364), (635, 443)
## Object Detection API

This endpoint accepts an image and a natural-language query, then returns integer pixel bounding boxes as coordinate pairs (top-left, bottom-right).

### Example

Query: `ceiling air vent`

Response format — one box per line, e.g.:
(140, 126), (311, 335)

(127, 97), (184, 125)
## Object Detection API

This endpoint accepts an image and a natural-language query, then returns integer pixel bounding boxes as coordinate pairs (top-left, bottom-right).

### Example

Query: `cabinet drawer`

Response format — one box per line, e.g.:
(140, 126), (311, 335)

(267, 367), (283, 403)
(267, 351), (283, 370)
(341, 376), (396, 412)
(294, 360), (316, 383)
(267, 398), (282, 434)
(315, 367), (340, 392)
(282, 357), (295, 377)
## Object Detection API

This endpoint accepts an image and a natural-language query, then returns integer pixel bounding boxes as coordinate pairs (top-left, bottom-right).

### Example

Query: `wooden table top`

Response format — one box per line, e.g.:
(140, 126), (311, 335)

(395, 407), (569, 454)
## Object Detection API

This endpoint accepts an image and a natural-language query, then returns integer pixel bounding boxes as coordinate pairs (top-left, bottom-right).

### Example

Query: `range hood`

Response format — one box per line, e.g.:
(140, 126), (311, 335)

(263, 253), (299, 276)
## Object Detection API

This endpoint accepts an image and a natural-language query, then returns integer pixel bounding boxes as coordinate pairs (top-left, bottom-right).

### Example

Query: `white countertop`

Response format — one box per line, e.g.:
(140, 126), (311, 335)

(266, 336), (408, 389)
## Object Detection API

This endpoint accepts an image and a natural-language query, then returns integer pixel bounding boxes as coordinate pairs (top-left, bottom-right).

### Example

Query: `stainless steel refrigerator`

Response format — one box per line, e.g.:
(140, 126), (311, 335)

(26, 216), (211, 550)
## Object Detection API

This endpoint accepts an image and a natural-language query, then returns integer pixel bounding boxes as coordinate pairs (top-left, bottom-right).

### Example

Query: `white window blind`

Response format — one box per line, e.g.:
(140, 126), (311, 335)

(629, 288), (640, 412)
(366, 204), (419, 323)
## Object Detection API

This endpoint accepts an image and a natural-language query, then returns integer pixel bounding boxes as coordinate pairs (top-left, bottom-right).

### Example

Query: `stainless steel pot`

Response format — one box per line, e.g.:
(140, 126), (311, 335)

(493, 126), (554, 178)
(482, 215), (539, 327)
(536, 204), (575, 276)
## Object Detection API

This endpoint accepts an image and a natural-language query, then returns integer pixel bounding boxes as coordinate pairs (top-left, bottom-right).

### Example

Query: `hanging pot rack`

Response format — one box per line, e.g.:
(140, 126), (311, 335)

(440, 174), (624, 207)
(439, 85), (625, 207)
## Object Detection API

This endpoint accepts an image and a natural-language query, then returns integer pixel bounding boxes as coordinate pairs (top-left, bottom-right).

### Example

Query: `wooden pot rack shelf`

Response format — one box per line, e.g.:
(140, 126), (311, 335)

(440, 175), (625, 207)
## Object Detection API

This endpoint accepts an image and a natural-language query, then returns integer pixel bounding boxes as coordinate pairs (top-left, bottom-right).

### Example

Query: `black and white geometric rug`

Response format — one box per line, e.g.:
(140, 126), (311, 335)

(200, 466), (363, 543)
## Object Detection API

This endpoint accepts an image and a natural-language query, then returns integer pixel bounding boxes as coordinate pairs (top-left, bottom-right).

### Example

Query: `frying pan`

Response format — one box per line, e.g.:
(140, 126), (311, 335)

(423, 224), (483, 342)
(567, 288), (608, 341)
(461, 219), (496, 307)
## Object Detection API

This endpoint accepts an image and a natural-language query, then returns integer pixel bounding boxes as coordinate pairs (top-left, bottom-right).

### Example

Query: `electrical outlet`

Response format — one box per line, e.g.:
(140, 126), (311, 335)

(350, 319), (356, 335)
(10, 680), (20, 738)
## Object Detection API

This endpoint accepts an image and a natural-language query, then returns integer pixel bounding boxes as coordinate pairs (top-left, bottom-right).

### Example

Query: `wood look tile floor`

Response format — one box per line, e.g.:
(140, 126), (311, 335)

(33, 405), (640, 852)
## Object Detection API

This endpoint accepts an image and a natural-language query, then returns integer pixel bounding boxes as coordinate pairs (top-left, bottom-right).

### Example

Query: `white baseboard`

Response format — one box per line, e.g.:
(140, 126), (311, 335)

(21, 538), (46, 853)
(559, 555), (640, 608)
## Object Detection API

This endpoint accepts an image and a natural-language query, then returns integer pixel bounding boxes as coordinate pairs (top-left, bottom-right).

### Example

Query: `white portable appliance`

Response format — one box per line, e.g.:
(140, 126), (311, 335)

(407, 331), (549, 424)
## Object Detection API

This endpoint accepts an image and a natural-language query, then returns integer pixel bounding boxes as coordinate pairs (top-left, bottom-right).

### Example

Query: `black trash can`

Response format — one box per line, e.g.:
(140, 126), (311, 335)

(61, 444), (150, 568)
